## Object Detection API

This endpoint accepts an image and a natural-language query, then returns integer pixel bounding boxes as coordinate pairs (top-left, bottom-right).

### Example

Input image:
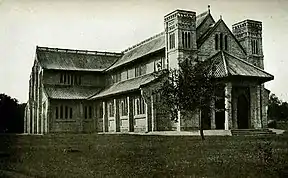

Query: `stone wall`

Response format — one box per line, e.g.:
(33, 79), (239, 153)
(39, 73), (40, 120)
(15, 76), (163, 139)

(198, 21), (246, 62)
(48, 99), (99, 133)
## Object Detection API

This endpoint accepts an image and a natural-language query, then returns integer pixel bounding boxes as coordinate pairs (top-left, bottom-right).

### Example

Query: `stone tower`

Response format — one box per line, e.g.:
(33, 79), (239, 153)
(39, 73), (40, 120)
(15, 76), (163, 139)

(164, 10), (197, 69)
(232, 20), (264, 69)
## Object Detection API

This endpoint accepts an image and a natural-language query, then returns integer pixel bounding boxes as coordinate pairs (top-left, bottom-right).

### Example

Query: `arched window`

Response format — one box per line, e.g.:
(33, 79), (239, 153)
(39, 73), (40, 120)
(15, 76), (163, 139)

(89, 106), (92, 119)
(256, 40), (259, 54)
(220, 33), (223, 50)
(56, 107), (59, 119)
(108, 102), (114, 117)
(182, 31), (185, 48)
(71, 75), (74, 85)
(60, 105), (63, 119)
(188, 32), (191, 48)
(121, 101), (125, 116)
(224, 35), (228, 50)
(70, 108), (73, 119)
(136, 99), (140, 115)
(60, 74), (63, 83)
(63, 74), (66, 84)
(215, 34), (219, 50)
(65, 106), (68, 119)
(169, 33), (175, 49)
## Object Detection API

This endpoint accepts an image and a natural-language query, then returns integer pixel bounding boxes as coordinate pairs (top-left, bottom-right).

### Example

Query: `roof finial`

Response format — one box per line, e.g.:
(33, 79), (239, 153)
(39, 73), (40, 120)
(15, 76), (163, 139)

(220, 15), (222, 20)
(208, 5), (210, 13)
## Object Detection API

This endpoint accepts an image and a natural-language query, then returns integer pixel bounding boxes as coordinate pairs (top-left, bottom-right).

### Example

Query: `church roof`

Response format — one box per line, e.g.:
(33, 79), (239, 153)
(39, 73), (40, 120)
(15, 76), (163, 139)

(36, 10), (215, 72)
(107, 32), (165, 71)
(44, 85), (101, 100)
(196, 11), (210, 28)
(208, 51), (274, 81)
(107, 10), (213, 72)
(36, 46), (121, 71)
(90, 72), (161, 99)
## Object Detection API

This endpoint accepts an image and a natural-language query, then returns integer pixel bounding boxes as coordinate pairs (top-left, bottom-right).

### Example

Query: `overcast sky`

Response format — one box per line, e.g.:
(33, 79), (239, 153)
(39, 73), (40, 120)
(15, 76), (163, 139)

(0, 0), (287, 103)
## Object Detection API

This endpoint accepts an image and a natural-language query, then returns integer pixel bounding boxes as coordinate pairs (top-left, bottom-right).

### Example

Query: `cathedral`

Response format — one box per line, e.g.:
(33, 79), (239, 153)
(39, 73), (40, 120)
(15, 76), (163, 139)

(24, 7), (273, 134)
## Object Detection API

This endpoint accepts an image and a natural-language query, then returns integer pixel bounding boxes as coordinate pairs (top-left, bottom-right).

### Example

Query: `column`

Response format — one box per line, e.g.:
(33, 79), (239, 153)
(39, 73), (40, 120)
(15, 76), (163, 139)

(250, 85), (261, 129)
(256, 85), (262, 128)
(210, 98), (216, 129)
(31, 104), (35, 134)
(114, 99), (120, 132)
(102, 101), (108, 132)
(224, 83), (232, 130)
(34, 66), (38, 134)
(24, 107), (27, 133)
(45, 101), (50, 134)
(93, 102), (98, 132)
(39, 72), (43, 134)
(127, 96), (134, 132)
(151, 95), (157, 131)
(145, 98), (152, 133)
(261, 84), (268, 128)
(79, 102), (84, 132)
(232, 96), (238, 129)
(26, 107), (30, 134)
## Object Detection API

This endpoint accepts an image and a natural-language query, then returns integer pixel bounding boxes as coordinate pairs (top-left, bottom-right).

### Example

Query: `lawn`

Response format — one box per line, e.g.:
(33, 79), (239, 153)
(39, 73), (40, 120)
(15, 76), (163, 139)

(0, 133), (288, 178)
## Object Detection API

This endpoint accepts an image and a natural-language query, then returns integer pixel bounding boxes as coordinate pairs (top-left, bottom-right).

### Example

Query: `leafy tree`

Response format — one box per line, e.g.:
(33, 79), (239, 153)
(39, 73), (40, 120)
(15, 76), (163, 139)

(0, 93), (26, 133)
(158, 59), (224, 140)
(268, 93), (288, 121)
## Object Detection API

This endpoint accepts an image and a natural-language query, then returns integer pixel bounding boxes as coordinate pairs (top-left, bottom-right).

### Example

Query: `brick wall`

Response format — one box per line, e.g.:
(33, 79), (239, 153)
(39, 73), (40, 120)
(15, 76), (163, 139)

(198, 21), (246, 61)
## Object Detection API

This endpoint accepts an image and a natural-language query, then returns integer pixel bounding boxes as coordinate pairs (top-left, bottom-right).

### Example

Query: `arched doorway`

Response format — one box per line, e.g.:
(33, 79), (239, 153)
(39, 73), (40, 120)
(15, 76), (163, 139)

(237, 94), (249, 129)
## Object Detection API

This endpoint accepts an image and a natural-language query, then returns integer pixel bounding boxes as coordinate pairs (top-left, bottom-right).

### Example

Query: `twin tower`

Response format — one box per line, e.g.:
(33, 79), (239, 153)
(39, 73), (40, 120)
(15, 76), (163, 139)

(164, 9), (264, 69)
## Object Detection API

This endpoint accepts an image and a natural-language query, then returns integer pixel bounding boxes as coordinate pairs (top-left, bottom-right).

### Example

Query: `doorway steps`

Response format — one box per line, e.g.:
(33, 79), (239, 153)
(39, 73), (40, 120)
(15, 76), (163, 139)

(231, 129), (276, 136)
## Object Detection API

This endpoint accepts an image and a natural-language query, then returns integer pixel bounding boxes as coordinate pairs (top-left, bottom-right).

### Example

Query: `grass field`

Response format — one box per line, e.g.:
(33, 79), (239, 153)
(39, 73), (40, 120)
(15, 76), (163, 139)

(0, 133), (288, 178)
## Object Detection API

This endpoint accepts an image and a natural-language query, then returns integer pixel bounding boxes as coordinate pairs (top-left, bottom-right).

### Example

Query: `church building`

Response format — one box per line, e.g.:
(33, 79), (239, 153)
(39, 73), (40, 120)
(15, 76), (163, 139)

(24, 7), (273, 134)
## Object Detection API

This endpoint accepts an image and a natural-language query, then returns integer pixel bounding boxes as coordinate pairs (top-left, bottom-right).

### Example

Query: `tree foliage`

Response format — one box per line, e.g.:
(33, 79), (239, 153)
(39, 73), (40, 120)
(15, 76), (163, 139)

(268, 93), (288, 121)
(0, 93), (26, 133)
(158, 59), (224, 139)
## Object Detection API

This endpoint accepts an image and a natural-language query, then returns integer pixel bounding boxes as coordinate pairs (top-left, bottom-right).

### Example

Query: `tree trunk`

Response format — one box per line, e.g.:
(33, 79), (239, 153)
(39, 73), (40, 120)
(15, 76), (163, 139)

(199, 108), (205, 140)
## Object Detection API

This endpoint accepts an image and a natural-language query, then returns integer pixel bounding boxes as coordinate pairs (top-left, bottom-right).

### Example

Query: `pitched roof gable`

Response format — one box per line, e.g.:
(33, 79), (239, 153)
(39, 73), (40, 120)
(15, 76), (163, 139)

(197, 19), (247, 55)
(37, 46), (122, 71)
(196, 11), (215, 29)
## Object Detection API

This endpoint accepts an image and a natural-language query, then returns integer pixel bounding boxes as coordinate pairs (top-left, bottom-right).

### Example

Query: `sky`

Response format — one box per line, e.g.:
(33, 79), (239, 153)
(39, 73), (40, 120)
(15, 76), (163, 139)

(0, 0), (287, 103)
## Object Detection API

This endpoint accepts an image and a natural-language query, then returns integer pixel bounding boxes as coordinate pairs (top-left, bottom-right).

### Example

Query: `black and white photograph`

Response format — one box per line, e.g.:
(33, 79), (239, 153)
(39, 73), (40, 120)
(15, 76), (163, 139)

(0, 0), (287, 177)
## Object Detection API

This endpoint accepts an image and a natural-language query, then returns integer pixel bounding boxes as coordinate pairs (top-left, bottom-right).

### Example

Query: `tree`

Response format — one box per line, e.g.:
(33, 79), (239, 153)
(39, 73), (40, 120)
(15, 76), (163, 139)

(0, 93), (26, 133)
(268, 93), (288, 121)
(158, 59), (224, 140)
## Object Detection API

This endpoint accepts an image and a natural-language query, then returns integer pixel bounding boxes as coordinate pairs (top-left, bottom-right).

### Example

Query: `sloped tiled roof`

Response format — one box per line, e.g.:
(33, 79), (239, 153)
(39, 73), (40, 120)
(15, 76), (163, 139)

(107, 32), (165, 71)
(90, 72), (160, 99)
(196, 11), (209, 28)
(208, 51), (274, 81)
(44, 85), (101, 100)
(107, 11), (213, 72)
(37, 46), (122, 71)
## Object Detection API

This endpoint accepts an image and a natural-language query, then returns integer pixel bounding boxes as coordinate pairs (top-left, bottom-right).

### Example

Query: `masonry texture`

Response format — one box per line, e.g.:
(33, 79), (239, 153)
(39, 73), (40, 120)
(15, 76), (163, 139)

(24, 7), (273, 134)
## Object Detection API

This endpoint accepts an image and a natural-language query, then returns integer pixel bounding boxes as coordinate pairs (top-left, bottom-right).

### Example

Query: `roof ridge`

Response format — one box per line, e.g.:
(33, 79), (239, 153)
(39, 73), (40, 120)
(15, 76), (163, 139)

(43, 84), (101, 89)
(223, 51), (273, 77)
(196, 10), (209, 18)
(36, 46), (123, 57)
(197, 19), (221, 47)
(121, 31), (165, 53)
